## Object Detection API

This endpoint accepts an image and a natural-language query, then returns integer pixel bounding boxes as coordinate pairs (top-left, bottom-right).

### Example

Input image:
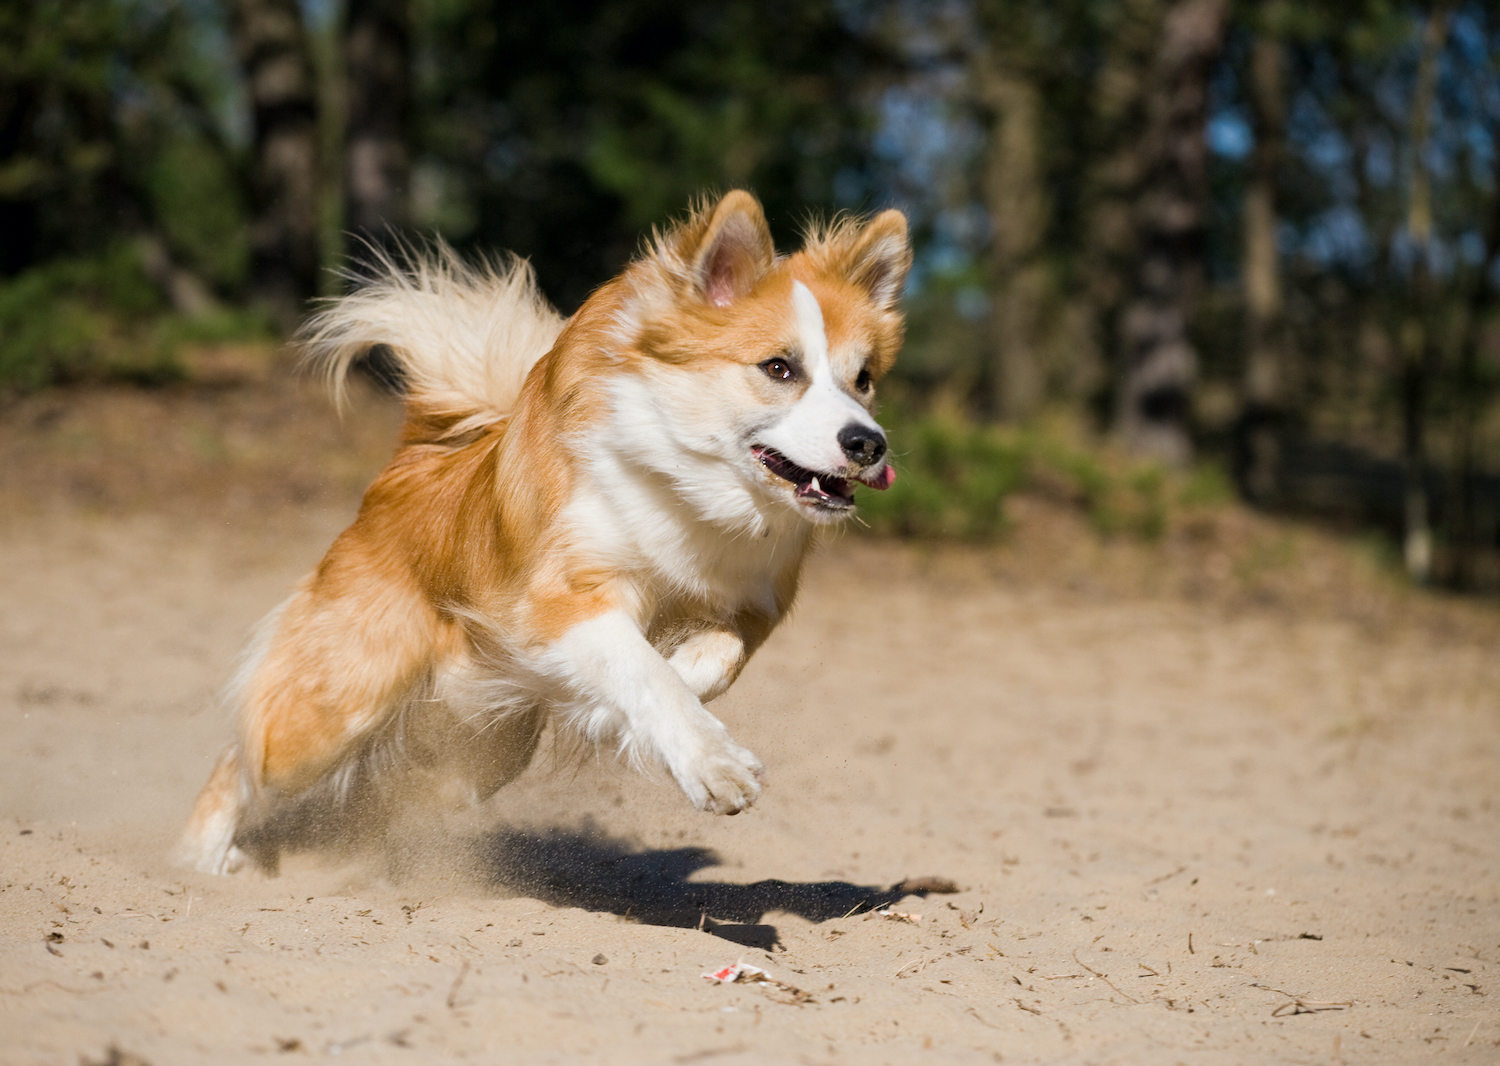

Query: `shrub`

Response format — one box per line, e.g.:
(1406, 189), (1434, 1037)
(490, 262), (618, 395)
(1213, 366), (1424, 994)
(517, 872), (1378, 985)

(0, 244), (271, 391)
(856, 406), (1221, 541)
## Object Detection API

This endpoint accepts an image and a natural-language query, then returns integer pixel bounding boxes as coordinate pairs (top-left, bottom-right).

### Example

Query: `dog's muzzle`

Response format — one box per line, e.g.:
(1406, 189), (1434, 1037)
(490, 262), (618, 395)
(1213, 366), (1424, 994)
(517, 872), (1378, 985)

(837, 423), (887, 466)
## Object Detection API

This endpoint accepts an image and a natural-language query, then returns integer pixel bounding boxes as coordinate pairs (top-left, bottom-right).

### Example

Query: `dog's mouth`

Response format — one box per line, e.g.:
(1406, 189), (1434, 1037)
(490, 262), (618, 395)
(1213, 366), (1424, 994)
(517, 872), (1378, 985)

(751, 446), (893, 510)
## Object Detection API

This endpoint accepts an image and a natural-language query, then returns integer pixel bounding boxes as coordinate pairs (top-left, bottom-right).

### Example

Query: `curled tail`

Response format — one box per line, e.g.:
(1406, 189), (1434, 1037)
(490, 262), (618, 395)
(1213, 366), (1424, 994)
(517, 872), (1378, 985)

(298, 241), (566, 438)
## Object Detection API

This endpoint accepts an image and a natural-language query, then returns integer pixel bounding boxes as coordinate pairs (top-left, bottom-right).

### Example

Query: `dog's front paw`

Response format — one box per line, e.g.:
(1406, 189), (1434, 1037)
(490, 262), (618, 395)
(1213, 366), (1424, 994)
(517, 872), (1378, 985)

(668, 734), (764, 815)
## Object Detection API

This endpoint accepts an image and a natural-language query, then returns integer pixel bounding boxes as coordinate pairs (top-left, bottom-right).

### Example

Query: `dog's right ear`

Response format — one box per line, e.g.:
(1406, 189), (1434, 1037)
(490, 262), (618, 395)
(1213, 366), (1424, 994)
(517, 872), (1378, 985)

(688, 191), (775, 309)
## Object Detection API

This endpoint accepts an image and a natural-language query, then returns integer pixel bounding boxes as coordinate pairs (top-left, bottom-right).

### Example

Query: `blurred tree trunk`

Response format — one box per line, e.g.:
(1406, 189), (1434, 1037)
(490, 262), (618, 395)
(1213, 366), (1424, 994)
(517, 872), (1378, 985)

(226, 0), (321, 331)
(1112, 0), (1227, 466)
(974, 51), (1049, 422)
(1447, 30), (1498, 589)
(343, 0), (411, 253)
(1084, 0), (1160, 406)
(1399, 5), (1450, 584)
(1451, 162), (1500, 590)
(1237, 12), (1287, 504)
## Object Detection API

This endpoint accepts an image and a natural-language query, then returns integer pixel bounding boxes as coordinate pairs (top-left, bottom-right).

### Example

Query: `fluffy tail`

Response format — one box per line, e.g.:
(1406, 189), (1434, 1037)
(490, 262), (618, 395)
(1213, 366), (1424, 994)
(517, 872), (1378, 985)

(299, 241), (566, 438)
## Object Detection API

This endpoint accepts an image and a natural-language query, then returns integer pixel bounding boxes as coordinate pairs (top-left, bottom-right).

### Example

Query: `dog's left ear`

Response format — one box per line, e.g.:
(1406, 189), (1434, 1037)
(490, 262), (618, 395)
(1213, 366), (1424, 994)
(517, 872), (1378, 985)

(843, 210), (912, 312)
(690, 191), (776, 309)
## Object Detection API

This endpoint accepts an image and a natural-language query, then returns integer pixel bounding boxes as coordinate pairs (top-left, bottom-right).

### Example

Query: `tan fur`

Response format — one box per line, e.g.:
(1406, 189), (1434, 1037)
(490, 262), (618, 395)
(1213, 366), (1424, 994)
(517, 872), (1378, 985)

(177, 191), (911, 875)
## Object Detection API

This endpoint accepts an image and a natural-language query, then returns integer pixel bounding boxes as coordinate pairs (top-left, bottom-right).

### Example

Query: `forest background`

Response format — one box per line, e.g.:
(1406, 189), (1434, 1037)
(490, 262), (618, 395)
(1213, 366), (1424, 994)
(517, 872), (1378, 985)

(3, 0), (1500, 593)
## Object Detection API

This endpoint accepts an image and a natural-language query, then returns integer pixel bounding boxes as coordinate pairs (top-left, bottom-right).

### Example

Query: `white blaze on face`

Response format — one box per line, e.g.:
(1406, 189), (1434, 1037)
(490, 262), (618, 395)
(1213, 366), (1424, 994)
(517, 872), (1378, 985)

(792, 280), (832, 387)
(757, 282), (880, 475)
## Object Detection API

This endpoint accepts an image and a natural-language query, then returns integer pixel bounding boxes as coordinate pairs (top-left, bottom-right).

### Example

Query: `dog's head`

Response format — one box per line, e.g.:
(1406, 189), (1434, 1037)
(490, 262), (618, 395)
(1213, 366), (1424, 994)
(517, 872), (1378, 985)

(606, 191), (911, 528)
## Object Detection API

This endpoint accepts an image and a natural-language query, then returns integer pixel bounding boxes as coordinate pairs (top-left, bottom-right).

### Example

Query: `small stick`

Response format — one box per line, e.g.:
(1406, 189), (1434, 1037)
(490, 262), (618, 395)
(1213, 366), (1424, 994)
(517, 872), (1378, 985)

(446, 960), (470, 1009)
(893, 956), (935, 979)
(1074, 952), (1102, 979)
(965, 1007), (1002, 1030)
(1073, 950), (1139, 1004)
(1145, 865), (1188, 887)
(1270, 998), (1352, 1017)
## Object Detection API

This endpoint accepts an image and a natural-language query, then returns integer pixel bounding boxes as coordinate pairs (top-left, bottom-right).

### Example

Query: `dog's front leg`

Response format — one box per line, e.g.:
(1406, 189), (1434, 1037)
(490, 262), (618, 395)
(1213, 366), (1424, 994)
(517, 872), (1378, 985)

(665, 627), (746, 703)
(546, 610), (762, 814)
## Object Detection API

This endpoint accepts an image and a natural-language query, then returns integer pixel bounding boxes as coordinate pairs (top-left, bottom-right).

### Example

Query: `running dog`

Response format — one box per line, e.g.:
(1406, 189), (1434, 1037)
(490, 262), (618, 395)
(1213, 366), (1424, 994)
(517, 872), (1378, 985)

(177, 190), (910, 875)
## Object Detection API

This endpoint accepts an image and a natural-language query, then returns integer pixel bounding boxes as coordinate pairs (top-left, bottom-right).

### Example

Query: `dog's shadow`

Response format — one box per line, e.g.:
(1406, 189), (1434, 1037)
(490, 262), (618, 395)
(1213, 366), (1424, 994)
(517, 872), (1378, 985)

(470, 826), (941, 952)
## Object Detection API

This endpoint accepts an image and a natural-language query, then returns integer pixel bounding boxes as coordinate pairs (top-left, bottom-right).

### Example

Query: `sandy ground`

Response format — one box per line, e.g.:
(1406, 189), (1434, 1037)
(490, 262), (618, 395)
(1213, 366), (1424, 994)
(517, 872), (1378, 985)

(1, 378), (1498, 1065)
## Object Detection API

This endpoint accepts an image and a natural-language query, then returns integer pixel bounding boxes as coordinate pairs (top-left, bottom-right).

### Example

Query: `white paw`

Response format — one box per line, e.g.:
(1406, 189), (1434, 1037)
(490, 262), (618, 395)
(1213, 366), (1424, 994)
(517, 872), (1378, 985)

(173, 804), (243, 875)
(668, 733), (764, 815)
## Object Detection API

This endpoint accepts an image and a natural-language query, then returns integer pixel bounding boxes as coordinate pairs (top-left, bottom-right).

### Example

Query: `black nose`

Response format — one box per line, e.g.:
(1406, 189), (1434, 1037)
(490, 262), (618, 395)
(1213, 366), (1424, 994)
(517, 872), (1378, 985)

(837, 423), (887, 465)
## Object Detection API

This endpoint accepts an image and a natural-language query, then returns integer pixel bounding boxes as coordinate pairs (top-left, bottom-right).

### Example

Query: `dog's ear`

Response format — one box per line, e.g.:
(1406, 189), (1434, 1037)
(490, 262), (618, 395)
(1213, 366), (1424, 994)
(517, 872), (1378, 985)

(689, 191), (775, 308)
(842, 210), (911, 312)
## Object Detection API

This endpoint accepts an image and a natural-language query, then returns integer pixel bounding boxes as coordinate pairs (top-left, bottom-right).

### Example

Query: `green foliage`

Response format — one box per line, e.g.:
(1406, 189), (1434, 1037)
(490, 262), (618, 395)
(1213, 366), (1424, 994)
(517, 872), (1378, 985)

(0, 247), (162, 389)
(1178, 462), (1236, 509)
(856, 408), (1028, 538)
(144, 135), (251, 291)
(856, 408), (1207, 542)
(416, 0), (881, 309)
(0, 0), (249, 284)
(0, 245), (270, 391)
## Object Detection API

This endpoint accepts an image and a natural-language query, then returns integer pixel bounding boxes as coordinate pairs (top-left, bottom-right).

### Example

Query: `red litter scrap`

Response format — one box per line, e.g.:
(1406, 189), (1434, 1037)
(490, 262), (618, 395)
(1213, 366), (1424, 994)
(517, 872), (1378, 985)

(702, 961), (768, 984)
(701, 960), (813, 1003)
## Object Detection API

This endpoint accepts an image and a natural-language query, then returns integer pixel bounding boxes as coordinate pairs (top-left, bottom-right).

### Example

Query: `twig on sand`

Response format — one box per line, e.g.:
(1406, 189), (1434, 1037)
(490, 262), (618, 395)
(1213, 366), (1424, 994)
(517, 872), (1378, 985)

(966, 1007), (1003, 1029)
(893, 876), (960, 896)
(1144, 865), (1188, 887)
(1251, 982), (1352, 1016)
(446, 960), (470, 1009)
(1272, 1001), (1356, 1019)
(893, 956), (934, 978)
(1073, 950), (1140, 1004)
(1, 979), (109, 996)
(1270, 998), (1353, 1017)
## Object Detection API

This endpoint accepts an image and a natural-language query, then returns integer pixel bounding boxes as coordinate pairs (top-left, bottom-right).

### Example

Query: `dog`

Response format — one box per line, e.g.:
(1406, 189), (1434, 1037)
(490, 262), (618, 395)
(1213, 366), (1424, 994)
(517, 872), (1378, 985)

(176, 190), (911, 875)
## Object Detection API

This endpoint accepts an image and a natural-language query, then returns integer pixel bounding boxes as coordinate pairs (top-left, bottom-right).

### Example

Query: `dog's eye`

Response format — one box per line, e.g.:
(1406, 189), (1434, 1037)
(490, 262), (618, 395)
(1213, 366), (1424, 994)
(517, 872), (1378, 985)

(760, 358), (795, 382)
(855, 368), (872, 392)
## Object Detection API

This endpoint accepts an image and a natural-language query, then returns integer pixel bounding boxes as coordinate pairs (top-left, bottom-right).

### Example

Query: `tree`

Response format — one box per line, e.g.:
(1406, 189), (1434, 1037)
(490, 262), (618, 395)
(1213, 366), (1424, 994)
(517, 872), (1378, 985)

(973, 3), (1052, 422)
(1450, 132), (1500, 589)
(416, 0), (884, 310)
(0, 0), (141, 274)
(226, 0), (321, 329)
(1398, 3), (1451, 583)
(1237, 0), (1291, 502)
(343, 0), (412, 250)
(1113, 0), (1229, 466)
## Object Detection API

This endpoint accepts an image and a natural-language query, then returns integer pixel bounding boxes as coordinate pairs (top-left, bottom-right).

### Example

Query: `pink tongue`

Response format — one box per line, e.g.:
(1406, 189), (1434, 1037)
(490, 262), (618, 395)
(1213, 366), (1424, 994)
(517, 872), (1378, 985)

(867, 466), (896, 490)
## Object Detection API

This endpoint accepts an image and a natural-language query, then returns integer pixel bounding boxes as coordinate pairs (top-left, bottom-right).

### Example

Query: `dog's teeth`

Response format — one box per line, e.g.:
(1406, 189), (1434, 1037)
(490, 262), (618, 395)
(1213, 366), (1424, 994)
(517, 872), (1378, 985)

(809, 476), (821, 495)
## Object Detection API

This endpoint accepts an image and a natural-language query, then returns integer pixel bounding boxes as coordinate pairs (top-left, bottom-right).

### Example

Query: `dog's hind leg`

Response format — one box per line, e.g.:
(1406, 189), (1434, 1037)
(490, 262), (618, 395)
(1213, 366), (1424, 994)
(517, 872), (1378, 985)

(177, 552), (454, 874)
(174, 744), (251, 874)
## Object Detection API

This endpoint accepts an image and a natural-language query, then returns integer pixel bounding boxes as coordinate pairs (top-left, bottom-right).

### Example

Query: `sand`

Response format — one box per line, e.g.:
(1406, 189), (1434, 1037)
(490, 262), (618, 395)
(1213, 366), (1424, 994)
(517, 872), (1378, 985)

(1, 379), (1496, 1065)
